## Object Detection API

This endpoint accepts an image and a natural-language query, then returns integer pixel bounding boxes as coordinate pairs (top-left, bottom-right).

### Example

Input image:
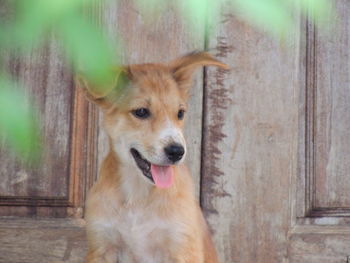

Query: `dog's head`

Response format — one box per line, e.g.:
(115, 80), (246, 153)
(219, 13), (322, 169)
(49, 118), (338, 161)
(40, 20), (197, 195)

(77, 52), (228, 188)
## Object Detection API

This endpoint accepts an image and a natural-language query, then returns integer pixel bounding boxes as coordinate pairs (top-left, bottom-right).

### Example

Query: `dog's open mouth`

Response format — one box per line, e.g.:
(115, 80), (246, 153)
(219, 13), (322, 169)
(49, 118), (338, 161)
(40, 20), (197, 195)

(130, 148), (174, 188)
(130, 148), (153, 183)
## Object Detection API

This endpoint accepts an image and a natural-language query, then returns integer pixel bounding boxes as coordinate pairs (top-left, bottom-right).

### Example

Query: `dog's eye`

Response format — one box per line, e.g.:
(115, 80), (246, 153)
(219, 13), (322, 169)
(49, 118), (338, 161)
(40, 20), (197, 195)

(177, 109), (185, 120)
(132, 108), (151, 119)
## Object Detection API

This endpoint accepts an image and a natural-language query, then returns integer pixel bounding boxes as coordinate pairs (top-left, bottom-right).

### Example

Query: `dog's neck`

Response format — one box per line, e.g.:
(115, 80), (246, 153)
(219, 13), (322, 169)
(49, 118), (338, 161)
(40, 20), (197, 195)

(118, 160), (154, 204)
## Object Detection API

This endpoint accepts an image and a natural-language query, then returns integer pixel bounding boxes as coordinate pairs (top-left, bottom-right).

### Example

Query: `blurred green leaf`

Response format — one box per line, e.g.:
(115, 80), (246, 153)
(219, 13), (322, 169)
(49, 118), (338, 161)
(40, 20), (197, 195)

(57, 13), (117, 87)
(169, 0), (332, 38)
(0, 76), (40, 160)
(176, 0), (223, 38)
(232, 0), (294, 36)
(0, 0), (118, 161)
(177, 0), (209, 31)
(3, 0), (92, 50)
(0, 0), (335, 163)
(294, 0), (333, 25)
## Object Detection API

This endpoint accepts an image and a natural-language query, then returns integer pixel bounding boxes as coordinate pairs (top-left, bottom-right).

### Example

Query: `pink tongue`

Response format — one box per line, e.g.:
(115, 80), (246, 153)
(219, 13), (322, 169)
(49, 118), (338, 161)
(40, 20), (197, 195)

(151, 164), (174, 188)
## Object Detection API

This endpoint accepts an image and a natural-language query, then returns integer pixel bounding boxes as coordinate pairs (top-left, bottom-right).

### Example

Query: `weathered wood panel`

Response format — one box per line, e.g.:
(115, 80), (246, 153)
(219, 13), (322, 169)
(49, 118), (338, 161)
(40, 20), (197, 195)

(0, 47), (93, 217)
(0, 40), (73, 199)
(313, 0), (350, 210)
(289, 1), (350, 262)
(0, 2), (98, 217)
(0, 219), (87, 263)
(95, 0), (205, 197)
(0, 4), (100, 262)
(289, 226), (350, 263)
(0, 36), (86, 217)
(291, 1), (350, 261)
(201, 2), (300, 262)
(297, 2), (350, 219)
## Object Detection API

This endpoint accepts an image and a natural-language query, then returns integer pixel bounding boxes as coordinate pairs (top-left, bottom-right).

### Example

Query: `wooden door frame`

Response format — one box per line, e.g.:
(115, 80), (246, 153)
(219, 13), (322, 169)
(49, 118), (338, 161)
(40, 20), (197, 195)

(0, 84), (98, 218)
(0, 84), (101, 261)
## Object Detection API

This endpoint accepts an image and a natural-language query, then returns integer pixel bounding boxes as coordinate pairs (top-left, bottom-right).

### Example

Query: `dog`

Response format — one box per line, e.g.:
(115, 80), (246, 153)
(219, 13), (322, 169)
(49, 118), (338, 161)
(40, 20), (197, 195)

(77, 52), (228, 263)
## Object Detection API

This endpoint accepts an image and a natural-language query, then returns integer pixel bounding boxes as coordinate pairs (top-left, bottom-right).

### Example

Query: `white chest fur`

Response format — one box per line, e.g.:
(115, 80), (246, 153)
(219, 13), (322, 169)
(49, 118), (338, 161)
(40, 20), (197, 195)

(93, 205), (183, 263)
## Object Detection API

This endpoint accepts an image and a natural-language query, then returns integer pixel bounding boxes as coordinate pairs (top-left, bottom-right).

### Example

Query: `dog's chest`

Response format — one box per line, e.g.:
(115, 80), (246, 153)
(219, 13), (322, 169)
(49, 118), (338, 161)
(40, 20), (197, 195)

(119, 208), (173, 241)
(106, 207), (182, 262)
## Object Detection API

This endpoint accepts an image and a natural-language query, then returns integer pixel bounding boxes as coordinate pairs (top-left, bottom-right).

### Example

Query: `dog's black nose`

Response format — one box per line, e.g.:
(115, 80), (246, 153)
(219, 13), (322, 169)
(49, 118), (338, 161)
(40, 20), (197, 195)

(164, 144), (185, 163)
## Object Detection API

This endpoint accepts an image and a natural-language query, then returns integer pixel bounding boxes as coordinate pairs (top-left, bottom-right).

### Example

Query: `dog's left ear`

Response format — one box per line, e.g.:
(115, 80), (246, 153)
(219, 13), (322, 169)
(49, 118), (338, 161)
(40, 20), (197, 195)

(76, 66), (131, 109)
(169, 51), (229, 92)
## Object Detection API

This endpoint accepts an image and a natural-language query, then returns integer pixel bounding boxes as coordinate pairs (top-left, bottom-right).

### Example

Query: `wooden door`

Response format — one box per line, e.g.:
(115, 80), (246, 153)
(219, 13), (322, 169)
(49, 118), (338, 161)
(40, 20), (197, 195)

(1, 0), (350, 262)
(289, 1), (350, 261)
(201, 0), (350, 262)
(0, 37), (96, 261)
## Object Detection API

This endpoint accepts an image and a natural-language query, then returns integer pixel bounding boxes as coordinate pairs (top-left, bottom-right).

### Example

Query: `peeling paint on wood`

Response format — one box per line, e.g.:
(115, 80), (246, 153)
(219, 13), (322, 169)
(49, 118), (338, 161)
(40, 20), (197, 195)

(201, 3), (300, 262)
(201, 35), (233, 215)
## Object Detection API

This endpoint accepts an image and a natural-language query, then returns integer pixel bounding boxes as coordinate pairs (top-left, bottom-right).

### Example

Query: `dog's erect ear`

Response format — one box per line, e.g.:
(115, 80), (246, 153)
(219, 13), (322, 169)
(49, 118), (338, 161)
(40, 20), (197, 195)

(75, 67), (131, 108)
(169, 51), (229, 91)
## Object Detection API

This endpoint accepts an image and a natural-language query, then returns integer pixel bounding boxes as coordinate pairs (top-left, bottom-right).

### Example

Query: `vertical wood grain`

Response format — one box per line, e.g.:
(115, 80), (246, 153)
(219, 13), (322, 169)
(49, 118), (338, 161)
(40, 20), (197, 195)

(0, 219), (87, 263)
(0, 39), (73, 200)
(0, 4), (97, 216)
(201, 2), (300, 261)
(289, 228), (350, 263)
(313, 0), (350, 209)
(0, 41), (94, 217)
(94, 0), (205, 198)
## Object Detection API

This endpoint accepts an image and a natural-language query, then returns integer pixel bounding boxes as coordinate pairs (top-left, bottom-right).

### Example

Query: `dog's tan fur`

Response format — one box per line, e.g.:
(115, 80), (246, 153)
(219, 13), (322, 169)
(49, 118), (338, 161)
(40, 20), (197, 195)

(78, 52), (228, 263)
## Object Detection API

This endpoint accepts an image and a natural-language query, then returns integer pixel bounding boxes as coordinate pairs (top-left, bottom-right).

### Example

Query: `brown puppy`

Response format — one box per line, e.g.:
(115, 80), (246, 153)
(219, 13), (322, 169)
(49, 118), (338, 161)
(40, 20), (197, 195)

(78, 52), (228, 263)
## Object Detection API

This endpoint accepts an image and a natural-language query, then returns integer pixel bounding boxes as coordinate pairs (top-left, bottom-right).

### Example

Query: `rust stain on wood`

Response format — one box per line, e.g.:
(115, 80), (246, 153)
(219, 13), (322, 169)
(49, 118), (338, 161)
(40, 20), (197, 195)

(201, 34), (233, 215)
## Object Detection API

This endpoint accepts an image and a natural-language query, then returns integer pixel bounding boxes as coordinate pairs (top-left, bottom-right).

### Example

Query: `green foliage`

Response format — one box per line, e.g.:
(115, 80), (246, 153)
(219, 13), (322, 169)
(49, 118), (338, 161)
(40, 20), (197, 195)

(232, 0), (332, 35)
(0, 76), (40, 160)
(2, 0), (84, 50)
(3, 0), (116, 84)
(0, 0), (116, 159)
(232, 0), (294, 36)
(0, 0), (333, 161)
(171, 0), (332, 36)
(57, 13), (117, 86)
(296, 0), (333, 26)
